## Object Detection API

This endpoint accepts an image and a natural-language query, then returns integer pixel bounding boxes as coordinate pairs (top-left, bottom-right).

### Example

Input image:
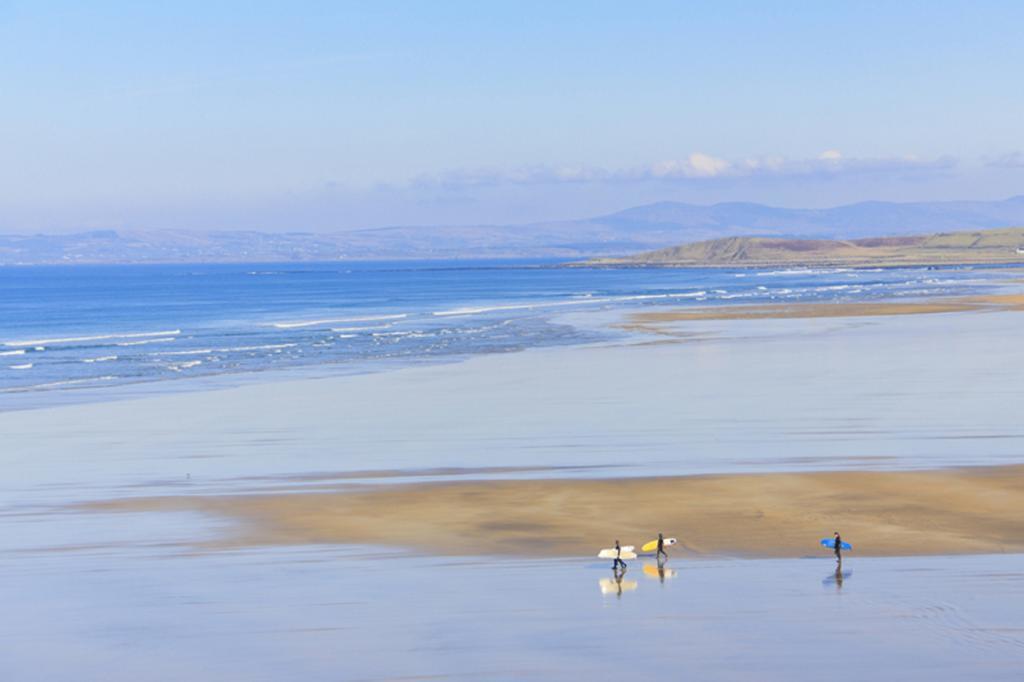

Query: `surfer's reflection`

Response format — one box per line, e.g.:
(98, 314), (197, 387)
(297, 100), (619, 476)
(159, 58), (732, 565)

(613, 566), (627, 597)
(599, 566), (638, 597)
(823, 562), (852, 590)
(642, 558), (679, 584)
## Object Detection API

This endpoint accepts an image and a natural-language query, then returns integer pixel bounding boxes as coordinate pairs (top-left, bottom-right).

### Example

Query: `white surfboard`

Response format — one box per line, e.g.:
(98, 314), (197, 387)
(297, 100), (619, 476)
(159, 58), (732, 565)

(641, 537), (678, 553)
(598, 548), (637, 560)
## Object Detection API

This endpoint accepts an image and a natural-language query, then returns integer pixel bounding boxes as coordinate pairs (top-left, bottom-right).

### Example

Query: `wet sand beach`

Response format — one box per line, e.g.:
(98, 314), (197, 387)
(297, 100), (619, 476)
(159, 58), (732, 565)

(621, 293), (1024, 334)
(5, 545), (1023, 681)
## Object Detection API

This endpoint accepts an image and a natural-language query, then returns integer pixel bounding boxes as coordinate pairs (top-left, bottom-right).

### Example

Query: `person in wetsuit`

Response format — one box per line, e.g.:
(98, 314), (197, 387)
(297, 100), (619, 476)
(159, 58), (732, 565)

(613, 539), (627, 571)
(833, 531), (843, 562)
(656, 532), (668, 562)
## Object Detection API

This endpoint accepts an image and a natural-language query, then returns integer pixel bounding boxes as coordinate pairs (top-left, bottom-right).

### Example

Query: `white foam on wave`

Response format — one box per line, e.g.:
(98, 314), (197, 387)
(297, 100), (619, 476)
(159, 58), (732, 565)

(152, 343), (298, 357)
(922, 277), (989, 286)
(0, 349), (26, 356)
(433, 291), (708, 317)
(756, 268), (853, 277)
(434, 300), (607, 317)
(168, 360), (203, 371)
(331, 324), (392, 332)
(153, 349), (214, 357)
(372, 330), (432, 339)
(615, 291), (708, 302)
(3, 330), (180, 348)
(117, 337), (176, 347)
(83, 355), (118, 363)
(214, 343), (298, 353)
(9, 363), (33, 370)
(272, 314), (407, 329)
(0, 376), (117, 392)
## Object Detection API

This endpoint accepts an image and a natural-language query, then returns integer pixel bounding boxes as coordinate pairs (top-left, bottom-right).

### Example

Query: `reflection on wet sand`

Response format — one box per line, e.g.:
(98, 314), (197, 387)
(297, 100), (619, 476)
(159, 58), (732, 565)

(823, 563), (853, 590)
(600, 567), (639, 597)
(5, 547), (1022, 680)
(642, 561), (678, 583)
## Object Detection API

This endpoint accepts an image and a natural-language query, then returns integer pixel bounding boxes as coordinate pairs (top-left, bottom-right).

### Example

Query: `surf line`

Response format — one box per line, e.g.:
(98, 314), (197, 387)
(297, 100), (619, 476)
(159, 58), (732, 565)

(3, 330), (181, 347)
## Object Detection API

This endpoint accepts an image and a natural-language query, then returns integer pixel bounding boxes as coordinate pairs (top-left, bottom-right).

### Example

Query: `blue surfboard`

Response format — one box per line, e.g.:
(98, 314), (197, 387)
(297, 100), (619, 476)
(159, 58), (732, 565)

(820, 538), (852, 550)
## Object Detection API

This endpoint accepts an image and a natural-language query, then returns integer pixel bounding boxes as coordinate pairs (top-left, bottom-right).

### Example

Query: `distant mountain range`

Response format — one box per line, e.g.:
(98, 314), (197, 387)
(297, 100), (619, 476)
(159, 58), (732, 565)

(588, 227), (1024, 268)
(3, 196), (1024, 264)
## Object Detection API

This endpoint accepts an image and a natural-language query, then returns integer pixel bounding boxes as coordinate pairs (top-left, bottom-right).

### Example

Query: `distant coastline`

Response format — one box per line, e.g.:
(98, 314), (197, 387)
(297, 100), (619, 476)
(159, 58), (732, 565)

(584, 226), (1024, 268)
(5, 196), (1024, 265)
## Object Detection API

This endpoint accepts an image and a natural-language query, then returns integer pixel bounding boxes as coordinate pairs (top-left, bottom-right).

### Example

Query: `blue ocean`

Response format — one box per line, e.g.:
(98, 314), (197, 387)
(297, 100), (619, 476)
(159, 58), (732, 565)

(0, 260), (1008, 409)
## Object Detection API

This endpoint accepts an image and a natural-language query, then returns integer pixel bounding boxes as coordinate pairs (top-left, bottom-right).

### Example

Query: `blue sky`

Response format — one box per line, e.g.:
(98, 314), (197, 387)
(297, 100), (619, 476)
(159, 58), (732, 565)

(1, 0), (1023, 232)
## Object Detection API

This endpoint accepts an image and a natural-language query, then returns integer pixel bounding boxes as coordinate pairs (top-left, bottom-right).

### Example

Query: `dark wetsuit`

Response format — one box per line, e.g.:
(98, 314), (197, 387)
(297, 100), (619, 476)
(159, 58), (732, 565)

(613, 543), (627, 570)
(834, 535), (842, 560)
(657, 536), (667, 561)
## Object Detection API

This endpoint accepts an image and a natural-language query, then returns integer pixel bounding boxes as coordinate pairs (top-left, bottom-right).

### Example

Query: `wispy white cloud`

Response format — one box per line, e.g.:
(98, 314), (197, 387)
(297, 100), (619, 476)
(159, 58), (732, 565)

(986, 151), (1024, 168)
(649, 153), (733, 178)
(411, 165), (613, 188)
(412, 151), (957, 189)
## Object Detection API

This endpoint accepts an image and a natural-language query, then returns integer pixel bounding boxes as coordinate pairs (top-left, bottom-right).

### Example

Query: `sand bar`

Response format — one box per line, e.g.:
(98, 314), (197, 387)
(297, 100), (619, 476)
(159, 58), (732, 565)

(621, 293), (1024, 333)
(86, 464), (1024, 558)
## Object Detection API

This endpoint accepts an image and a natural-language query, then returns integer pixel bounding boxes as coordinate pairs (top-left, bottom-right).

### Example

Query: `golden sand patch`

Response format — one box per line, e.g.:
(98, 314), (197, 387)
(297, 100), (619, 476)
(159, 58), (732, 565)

(86, 465), (1024, 558)
(619, 293), (1024, 334)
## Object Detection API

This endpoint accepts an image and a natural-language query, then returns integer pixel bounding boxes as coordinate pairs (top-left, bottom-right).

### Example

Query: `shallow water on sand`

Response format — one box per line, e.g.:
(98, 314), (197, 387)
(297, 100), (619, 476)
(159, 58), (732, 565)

(2, 308), (1023, 511)
(2, 543), (1023, 681)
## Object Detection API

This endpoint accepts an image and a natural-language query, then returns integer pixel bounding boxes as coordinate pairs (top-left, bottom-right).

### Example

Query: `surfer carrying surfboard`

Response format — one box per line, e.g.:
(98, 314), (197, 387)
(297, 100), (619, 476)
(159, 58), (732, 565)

(833, 532), (843, 562)
(656, 533), (668, 562)
(613, 539), (628, 570)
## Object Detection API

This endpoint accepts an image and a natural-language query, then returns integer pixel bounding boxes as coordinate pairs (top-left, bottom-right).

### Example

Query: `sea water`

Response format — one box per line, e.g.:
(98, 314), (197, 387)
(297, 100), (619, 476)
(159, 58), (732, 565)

(0, 260), (1013, 409)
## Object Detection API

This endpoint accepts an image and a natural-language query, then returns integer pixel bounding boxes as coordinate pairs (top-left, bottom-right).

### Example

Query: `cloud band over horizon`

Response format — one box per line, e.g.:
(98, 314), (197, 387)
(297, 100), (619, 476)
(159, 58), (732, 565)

(408, 151), (960, 190)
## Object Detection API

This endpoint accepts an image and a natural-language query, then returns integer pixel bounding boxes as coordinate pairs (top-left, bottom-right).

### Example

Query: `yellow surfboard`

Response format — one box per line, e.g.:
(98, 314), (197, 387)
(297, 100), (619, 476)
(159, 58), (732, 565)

(641, 537), (678, 552)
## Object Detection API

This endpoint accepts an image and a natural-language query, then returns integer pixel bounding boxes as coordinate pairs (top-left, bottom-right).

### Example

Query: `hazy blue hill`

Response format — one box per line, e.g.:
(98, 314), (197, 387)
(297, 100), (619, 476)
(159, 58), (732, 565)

(602, 201), (809, 230)
(595, 196), (1024, 238)
(817, 197), (1024, 235)
(3, 196), (1024, 264)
